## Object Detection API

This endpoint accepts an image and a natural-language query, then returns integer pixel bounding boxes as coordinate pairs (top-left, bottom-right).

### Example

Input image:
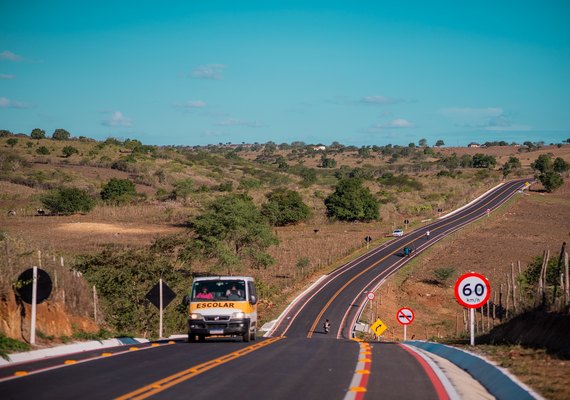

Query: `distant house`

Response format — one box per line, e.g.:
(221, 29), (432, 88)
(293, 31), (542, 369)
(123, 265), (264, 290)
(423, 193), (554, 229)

(468, 142), (480, 148)
(313, 145), (326, 151)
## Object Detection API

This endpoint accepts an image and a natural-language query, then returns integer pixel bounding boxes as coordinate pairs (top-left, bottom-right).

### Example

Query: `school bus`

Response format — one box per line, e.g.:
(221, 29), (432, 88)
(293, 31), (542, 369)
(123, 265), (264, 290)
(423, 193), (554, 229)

(184, 276), (258, 342)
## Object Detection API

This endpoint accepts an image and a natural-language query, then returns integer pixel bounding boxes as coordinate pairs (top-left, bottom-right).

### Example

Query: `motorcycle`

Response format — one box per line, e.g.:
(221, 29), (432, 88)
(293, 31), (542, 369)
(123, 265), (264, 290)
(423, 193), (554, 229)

(323, 319), (331, 334)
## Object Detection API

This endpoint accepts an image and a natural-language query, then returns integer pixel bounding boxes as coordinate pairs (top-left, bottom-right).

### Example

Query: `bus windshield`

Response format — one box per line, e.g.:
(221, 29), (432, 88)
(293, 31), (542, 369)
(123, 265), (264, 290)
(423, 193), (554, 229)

(192, 280), (246, 301)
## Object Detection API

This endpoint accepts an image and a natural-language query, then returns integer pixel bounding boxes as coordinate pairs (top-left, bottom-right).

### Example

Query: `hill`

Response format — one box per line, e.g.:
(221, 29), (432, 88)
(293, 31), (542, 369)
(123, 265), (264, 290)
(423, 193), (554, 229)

(1, 134), (569, 397)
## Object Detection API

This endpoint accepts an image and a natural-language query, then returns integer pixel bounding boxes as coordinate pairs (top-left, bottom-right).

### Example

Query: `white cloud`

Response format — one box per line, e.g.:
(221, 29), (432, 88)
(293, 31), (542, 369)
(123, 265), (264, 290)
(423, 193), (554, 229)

(174, 100), (207, 110)
(0, 51), (23, 61)
(0, 96), (31, 108)
(102, 111), (133, 127)
(215, 118), (262, 128)
(439, 107), (531, 131)
(484, 115), (531, 131)
(360, 95), (401, 105)
(381, 118), (415, 128)
(438, 107), (503, 118)
(191, 64), (226, 80)
(0, 74), (15, 79)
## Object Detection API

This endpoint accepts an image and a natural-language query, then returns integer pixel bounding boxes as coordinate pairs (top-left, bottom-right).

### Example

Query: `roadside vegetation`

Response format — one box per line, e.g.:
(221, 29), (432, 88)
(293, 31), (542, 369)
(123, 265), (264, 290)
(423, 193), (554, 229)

(1, 130), (569, 348)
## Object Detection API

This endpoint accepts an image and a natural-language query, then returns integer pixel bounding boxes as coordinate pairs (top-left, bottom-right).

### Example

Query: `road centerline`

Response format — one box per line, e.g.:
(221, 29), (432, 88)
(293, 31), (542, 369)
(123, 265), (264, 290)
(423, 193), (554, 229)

(114, 337), (284, 400)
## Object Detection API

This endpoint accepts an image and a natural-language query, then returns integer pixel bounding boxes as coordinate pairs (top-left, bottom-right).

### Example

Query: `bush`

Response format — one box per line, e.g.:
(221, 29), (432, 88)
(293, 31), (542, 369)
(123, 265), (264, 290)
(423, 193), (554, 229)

(325, 178), (379, 221)
(52, 128), (71, 140)
(0, 333), (30, 360)
(261, 188), (311, 226)
(433, 267), (455, 286)
(40, 187), (95, 215)
(101, 178), (137, 204)
(62, 146), (79, 158)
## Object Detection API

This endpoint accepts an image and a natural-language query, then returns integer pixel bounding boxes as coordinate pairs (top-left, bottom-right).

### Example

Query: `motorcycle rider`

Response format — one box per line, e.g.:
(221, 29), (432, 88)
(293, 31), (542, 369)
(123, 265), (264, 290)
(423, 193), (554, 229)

(323, 319), (331, 334)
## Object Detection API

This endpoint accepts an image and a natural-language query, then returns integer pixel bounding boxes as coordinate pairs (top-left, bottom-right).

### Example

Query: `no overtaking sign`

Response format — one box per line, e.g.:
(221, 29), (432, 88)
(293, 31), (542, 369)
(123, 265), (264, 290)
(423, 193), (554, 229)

(396, 307), (414, 325)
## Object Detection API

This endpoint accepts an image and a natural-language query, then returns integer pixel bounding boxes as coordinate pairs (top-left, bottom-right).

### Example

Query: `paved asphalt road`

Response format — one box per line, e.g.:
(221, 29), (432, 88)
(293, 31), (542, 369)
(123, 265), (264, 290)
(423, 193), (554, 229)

(0, 179), (529, 399)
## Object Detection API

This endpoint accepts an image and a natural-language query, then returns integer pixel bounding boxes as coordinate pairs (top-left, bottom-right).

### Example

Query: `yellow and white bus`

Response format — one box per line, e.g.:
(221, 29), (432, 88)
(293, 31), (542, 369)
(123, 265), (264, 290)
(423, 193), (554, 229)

(184, 276), (258, 342)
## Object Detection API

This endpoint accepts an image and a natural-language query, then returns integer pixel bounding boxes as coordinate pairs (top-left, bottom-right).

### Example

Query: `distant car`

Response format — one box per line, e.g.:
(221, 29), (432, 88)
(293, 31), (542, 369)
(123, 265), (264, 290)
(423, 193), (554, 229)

(393, 229), (404, 237)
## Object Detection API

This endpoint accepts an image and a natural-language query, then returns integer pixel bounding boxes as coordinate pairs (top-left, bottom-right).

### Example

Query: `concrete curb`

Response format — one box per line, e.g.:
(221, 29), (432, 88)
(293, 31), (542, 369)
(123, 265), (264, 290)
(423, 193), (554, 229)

(405, 341), (543, 400)
(0, 337), (149, 366)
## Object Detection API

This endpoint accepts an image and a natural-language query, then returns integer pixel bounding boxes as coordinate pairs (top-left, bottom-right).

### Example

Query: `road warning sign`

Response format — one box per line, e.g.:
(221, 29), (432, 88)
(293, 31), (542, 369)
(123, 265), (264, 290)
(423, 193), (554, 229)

(396, 307), (414, 325)
(370, 319), (388, 336)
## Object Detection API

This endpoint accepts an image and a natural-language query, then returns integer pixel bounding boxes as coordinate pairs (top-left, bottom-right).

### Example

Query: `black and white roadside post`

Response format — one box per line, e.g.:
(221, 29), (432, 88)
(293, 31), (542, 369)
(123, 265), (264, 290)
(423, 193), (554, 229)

(146, 279), (176, 339)
(454, 272), (491, 346)
(15, 267), (53, 345)
(364, 235), (373, 249)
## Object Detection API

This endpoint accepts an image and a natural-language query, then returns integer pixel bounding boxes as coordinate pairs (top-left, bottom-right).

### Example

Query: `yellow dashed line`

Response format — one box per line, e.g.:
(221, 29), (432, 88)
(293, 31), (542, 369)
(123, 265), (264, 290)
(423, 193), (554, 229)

(64, 360), (77, 365)
(350, 386), (367, 392)
(14, 371), (28, 377)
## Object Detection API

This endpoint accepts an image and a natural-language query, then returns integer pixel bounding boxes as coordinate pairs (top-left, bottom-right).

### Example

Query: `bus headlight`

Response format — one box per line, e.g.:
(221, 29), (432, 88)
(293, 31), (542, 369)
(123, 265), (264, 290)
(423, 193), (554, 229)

(190, 313), (203, 320)
(231, 312), (245, 319)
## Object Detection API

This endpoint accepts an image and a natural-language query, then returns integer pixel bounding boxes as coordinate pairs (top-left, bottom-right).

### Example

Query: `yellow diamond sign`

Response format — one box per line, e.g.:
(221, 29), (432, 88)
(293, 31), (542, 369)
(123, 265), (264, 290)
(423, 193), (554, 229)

(370, 318), (388, 336)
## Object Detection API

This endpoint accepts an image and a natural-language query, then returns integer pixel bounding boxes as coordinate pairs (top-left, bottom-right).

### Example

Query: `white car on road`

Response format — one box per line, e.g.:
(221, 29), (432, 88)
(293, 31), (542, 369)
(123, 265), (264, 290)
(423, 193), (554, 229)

(393, 229), (404, 237)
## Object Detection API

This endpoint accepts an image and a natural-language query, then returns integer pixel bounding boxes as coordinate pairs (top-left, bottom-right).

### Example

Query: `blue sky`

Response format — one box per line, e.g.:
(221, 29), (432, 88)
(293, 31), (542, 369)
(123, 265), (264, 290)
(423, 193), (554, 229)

(1, 1), (569, 147)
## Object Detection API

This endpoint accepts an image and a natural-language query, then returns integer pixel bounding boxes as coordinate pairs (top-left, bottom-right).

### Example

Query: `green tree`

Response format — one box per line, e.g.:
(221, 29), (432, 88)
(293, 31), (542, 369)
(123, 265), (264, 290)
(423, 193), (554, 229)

(531, 154), (565, 192)
(540, 171), (564, 192)
(325, 178), (379, 221)
(171, 179), (194, 202)
(320, 155), (337, 168)
(36, 146), (50, 155)
(6, 138), (18, 147)
(472, 153), (497, 168)
(31, 128), (46, 139)
(530, 154), (552, 173)
(62, 146), (79, 158)
(75, 235), (189, 335)
(52, 128), (71, 140)
(435, 139), (445, 147)
(299, 167), (317, 187)
(101, 178), (137, 204)
(40, 187), (95, 215)
(261, 188), (311, 226)
(418, 138), (428, 147)
(553, 157), (570, 173)
(190, 194), (278, 274)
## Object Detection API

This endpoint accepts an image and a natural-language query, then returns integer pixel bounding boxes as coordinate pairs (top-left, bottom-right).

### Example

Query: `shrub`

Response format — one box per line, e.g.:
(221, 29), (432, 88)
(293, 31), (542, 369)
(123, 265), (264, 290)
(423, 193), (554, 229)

(52, 128), (71, 140)
(41, 187), (96, 215)
(261, 188), (311, 226)
(62, 146), (79, 158)
(325, 178), (379, 221)
(100, 178), (137, 204)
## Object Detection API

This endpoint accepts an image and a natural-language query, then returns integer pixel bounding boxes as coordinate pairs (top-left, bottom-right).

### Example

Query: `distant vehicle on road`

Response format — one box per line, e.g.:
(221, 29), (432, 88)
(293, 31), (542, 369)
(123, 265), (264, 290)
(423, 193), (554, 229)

(392, 229), (404, 237)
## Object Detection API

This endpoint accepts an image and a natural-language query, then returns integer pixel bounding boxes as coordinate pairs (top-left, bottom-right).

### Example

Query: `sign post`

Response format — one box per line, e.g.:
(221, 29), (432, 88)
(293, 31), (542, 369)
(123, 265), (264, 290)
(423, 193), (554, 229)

(15, 267), (52, 345)
(396, 307), (414, 341)
(454, 272), (491, 346)
(146, 280), (177, 339)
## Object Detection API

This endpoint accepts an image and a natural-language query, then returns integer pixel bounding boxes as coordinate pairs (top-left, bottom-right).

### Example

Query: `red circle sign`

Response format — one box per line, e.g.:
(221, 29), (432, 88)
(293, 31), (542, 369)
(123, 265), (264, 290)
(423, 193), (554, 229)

(396, 307), (414, 325)
(454, 272), (491, 308)
(366, 292), (375, 301)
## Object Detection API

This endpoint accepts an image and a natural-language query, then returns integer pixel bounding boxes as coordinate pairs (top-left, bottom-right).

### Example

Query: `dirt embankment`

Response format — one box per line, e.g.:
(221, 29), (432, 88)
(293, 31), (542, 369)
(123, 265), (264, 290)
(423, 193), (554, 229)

(479, 310), (570, 358)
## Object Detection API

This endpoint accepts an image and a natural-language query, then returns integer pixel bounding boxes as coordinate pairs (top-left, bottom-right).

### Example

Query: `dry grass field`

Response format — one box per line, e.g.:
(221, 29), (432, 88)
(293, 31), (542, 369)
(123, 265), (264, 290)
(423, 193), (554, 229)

(1, 139), (569, 397)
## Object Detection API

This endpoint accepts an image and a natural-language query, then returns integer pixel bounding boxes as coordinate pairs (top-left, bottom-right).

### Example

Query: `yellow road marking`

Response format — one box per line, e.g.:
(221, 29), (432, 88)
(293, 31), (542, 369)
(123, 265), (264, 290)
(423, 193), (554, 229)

(14, 371), (28, 377)
(64, 360), (77, 365)
(115, 337), (284, 400)
(307, 180), (525, 338)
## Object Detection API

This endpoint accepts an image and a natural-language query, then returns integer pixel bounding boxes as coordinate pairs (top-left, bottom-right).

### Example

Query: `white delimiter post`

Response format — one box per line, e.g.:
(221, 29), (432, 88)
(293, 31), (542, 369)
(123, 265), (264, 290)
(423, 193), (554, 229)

(30, 266), (38, 345)
(404, 324), (407, 341)
(159, 278), (164, 339)
(470, 308), (475, 346)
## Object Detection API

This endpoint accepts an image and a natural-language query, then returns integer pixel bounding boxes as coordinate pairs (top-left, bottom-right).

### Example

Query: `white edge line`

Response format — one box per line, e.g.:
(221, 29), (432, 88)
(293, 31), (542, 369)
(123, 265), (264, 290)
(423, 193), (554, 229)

(434, 343), (546, 400)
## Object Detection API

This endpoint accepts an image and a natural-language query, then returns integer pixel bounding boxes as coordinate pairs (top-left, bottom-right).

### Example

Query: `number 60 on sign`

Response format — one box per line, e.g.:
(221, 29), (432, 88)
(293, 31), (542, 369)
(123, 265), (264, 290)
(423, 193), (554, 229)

(454, 272), (491, 308)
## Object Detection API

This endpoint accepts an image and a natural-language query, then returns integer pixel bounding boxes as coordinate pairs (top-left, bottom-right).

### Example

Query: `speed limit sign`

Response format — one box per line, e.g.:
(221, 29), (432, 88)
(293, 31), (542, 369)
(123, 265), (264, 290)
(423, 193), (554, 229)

(454, 272), (491, 308)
